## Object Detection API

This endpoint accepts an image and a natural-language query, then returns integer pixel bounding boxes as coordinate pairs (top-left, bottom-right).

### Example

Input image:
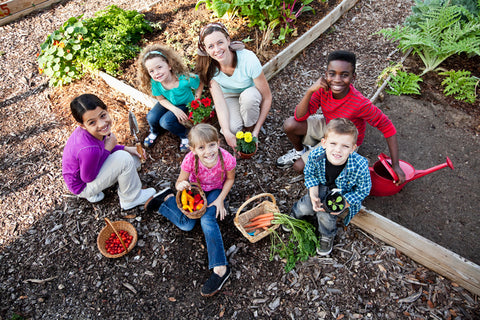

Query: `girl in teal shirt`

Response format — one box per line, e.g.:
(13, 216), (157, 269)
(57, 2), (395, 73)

(137, 44), (204, 152)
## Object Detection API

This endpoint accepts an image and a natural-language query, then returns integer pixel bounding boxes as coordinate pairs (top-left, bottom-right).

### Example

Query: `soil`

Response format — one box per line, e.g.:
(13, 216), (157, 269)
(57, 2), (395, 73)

(1, 0), (480, 319)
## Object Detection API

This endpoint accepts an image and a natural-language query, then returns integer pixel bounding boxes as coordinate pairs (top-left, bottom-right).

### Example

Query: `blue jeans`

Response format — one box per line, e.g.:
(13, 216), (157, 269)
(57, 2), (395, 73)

(146, 102), (188, 139)
(291, 193), (338, 238)
(158, 189), (227, 269)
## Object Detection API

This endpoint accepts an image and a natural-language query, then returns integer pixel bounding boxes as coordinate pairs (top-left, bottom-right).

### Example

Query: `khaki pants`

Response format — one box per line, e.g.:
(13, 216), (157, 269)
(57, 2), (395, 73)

(301, 115), (327, 163)
(224, 86), (262, 133)
(78, 150), (142, 204)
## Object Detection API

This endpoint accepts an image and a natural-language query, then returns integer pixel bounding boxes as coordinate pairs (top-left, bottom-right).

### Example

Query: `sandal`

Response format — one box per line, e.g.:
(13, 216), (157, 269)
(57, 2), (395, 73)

(179, 142), (189, 152)
(143, 133), (158, 148)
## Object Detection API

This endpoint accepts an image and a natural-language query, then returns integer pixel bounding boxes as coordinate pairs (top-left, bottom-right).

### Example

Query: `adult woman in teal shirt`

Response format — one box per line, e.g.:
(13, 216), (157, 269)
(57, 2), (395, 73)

(195, 23), (272, 149)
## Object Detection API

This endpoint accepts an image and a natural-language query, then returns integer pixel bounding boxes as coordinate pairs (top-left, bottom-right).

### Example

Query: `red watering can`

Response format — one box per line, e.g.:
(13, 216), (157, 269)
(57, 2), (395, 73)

(369, 153), (454, 197)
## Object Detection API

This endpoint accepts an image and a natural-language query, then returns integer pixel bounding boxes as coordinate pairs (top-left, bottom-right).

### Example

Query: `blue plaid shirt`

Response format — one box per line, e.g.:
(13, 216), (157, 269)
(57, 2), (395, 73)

(304, 146), (372, 225)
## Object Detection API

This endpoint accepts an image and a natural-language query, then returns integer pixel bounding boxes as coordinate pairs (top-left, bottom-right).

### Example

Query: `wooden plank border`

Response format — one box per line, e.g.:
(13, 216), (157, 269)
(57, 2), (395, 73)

(263, 0), (358, 80)
(352, 208), (480, 296)
(98, 71), (157, 109)
(0, 0), (62, 26)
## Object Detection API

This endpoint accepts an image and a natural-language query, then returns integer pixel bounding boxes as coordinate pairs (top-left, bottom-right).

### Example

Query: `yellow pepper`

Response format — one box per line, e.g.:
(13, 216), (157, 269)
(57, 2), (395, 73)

(181, 189), (195, 212)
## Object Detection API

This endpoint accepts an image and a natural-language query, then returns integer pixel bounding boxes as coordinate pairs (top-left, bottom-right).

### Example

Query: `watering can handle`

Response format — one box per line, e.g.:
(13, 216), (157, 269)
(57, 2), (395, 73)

(378, 153), (399, 182)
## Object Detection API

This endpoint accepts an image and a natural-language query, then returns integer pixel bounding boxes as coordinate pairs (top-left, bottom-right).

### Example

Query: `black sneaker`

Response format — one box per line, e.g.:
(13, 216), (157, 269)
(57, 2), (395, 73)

(316, 236), (333, 256)
(144, 187), (174, 212)
(201, 266), (231, 297)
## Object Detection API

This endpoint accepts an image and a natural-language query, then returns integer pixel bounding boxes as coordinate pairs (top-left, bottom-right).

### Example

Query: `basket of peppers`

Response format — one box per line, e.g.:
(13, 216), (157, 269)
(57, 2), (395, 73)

(176, 183), (207, 219)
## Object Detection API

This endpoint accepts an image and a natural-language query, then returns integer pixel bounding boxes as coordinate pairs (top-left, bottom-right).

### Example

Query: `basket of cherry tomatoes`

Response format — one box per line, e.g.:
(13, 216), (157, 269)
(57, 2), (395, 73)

(176, 183), (207, 219)
(97, 218), (138, 258)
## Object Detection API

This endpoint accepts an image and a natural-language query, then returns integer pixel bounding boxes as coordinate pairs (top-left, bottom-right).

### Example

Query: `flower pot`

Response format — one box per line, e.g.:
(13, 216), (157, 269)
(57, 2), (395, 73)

(322, 191), (346, 214)
(238, 144), (257, 159)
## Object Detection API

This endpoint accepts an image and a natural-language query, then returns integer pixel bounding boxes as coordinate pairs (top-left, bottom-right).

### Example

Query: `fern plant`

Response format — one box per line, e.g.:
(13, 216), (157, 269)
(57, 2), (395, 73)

(439, 69), (479, 103)
(379, 2), (480, 75)
(406, 0), (480, 28)
(385, 70), (423, 96)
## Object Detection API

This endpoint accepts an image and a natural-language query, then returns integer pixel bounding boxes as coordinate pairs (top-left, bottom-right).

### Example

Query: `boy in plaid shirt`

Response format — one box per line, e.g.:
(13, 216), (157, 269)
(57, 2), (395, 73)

(290, 118), (371, 255)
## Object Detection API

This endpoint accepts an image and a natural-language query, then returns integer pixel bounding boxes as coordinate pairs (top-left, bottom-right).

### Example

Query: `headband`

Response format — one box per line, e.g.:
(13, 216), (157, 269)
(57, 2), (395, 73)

(197, 22), (245, 56)
(143, 50), (166, 62)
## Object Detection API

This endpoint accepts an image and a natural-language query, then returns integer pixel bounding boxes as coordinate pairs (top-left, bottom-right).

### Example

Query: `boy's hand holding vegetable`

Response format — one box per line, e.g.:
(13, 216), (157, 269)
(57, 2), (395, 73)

(308, 186), (325, 212)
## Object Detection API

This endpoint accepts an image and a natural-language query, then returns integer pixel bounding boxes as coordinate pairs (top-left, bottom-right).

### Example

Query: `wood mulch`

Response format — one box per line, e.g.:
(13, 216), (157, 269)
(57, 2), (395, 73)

(0, 0), (479, 319)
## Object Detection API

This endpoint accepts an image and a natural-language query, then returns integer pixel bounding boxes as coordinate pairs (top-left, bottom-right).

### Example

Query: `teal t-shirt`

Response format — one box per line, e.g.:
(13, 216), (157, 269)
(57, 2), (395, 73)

(212, 49), (263, 94)
(151, 74), (200, 105)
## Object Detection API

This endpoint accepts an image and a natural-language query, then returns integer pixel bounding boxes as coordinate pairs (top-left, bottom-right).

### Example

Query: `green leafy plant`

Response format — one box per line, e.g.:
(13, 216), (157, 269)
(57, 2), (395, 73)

(37, 5), (152, 86)
(235, 131), (257, 154)
(196, 0), (316, 44)
(186, 96), (215, 125)
(269, 212), (319, 272)
(385, 70), (423, 96)
(37, 16), (87, 86)
(379, 1), (480, 75)
(406, 0), (480, 28)
(377, 62), (404, 86)
(327, 196), (345, 212)
(439, 69), (479, 103)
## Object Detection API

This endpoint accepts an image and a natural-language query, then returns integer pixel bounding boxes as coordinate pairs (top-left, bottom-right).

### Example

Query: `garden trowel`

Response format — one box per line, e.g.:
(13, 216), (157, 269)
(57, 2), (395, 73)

(128, 110), (146, 164)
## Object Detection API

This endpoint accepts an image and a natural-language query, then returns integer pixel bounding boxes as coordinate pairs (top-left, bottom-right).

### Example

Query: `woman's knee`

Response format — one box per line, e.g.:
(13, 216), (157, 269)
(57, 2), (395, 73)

(239, 87), (261, 107)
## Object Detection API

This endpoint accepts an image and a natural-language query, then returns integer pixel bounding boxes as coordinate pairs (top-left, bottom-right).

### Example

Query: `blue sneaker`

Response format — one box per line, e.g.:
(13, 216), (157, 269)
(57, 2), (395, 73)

(201, 266), (231, 297)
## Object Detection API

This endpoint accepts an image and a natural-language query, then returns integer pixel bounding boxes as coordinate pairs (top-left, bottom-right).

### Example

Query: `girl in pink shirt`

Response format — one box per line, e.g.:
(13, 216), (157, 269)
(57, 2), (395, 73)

(144, 123), (235, 297)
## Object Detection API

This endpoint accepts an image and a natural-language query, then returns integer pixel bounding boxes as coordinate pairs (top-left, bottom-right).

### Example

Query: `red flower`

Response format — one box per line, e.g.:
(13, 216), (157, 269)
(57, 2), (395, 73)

(191, 100), (200, 110)
(210, 110), (215, 118)
(188, 111), (193, 119)
(201, 97), (212, 107)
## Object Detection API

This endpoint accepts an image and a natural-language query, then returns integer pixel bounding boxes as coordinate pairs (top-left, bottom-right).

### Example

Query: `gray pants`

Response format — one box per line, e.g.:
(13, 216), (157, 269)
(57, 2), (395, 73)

(291, 193), (348, 238)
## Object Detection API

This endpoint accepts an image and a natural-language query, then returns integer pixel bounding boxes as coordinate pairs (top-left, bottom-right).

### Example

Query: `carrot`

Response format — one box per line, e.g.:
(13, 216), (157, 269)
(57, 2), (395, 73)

(244, 218), (273, 229)
(249, 212), (274, 222)
(245, 220), (272, 230)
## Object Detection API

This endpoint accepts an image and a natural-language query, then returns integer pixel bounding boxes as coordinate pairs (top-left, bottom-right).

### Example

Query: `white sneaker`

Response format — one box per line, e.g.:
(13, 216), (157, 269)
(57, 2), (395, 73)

(121, 188), (156, 210)
(276, 147), (310, 168)
(86, 192), (105, 203)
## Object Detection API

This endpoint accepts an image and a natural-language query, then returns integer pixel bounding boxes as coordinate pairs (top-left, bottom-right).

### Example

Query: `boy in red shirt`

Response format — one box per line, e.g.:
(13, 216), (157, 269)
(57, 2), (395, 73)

(276, 50), (405, 185)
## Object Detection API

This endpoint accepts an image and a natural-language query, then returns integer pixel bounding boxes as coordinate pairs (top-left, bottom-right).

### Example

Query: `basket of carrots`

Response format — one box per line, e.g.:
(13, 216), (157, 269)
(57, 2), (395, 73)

(234, 193), (280, 243)
(176, 183), (207, 219)
(97, 217), (138, 258)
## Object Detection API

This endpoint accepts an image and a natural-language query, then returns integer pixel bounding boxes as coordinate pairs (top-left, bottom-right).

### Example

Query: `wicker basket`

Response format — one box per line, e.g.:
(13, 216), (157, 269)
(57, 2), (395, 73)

(176, 183), (207, 219)
(234, 193), (280, 243)
(97, 218), (138, 258)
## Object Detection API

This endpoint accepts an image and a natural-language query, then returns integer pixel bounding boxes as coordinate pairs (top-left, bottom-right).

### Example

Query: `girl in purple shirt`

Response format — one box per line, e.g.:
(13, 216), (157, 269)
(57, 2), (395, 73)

(62, 94), (156, 210)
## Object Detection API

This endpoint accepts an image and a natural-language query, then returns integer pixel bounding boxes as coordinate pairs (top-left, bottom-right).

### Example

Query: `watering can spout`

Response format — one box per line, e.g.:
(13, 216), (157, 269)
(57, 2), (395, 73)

(409, 157), (454, 182)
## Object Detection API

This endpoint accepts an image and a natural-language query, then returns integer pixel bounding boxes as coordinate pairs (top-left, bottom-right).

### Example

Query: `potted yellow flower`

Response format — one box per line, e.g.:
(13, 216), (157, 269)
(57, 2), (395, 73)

(235, 131), (257, 159)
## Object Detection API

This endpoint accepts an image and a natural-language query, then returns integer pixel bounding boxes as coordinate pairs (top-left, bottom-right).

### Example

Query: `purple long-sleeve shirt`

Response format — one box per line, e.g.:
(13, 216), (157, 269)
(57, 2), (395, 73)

(62, 127), (124, 194)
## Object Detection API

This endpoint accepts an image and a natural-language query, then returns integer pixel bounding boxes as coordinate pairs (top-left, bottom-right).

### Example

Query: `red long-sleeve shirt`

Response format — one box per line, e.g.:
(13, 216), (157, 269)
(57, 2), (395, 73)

(294, 84), (396, 146)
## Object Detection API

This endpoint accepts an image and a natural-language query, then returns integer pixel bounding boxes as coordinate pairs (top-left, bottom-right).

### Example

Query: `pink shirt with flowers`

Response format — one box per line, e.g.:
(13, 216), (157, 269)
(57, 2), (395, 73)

(181, 147), (236, 192)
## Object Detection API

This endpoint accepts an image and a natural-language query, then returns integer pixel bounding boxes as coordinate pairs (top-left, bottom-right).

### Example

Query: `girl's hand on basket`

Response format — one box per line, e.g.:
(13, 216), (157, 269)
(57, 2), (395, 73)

(176, 180), (191, 192)
(209, 199), (227, 220)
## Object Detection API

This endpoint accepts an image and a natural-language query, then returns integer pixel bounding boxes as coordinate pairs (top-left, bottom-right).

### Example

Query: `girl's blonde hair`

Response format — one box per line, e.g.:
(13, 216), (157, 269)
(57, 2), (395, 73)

(136, 44), (189, 96)
(188, 123), (220, 148)
(188, 124), (225, 183)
